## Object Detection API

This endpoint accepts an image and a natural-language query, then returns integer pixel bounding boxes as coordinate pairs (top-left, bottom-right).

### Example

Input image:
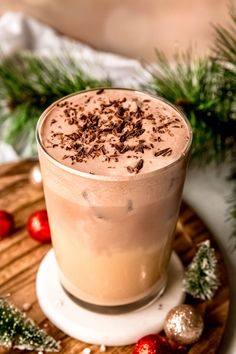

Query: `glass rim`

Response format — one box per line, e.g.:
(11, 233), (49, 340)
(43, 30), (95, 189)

(36, 88), (193, 182)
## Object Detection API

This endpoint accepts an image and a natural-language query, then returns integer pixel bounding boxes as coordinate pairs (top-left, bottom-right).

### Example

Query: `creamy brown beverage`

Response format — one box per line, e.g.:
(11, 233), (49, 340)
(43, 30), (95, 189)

(37, 88), (192, 311)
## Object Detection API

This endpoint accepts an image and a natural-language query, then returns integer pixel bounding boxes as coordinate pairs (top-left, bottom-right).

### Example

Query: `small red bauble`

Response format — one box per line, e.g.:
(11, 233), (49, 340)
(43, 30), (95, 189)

(133, 334), (173, 354)
(0, 210), (14, 239)
(27, 209), (51, 243)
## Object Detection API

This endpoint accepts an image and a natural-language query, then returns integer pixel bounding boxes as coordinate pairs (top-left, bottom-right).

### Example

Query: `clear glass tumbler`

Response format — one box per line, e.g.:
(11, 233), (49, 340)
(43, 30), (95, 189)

(36, 88), (192, 313)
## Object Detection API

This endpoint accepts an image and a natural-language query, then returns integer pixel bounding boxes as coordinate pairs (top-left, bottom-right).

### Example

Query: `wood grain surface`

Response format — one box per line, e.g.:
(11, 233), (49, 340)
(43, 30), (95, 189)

(0, 160), (230, 354)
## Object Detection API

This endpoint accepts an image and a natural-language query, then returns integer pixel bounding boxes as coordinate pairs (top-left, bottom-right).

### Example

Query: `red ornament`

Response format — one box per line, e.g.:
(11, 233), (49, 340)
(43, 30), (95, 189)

(133, 334), (173, 354)
(27, 209), (51, 243)
(0, 210), (14, 239)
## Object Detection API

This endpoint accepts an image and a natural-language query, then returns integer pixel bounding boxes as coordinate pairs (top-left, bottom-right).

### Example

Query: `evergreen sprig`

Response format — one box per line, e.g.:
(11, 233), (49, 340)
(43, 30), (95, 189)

(0, 53), (111, 154)
(147, 7), (236, 242)
(147, 52), (235, 164)
(0, 298), (60, 351)
(183, 240), (220, 300)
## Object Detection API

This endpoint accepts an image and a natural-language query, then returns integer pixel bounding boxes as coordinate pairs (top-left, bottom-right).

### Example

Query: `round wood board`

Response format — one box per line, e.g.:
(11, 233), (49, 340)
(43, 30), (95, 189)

(0, 160), (230, 354)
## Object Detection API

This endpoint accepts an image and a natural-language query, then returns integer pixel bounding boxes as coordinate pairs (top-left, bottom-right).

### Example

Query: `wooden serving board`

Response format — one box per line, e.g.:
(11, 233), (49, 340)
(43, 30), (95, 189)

(0, 160), (229, 354)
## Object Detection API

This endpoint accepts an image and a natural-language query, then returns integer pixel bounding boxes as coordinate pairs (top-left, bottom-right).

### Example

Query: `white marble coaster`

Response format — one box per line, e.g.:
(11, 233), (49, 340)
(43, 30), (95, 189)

(36, 250), (185, 346)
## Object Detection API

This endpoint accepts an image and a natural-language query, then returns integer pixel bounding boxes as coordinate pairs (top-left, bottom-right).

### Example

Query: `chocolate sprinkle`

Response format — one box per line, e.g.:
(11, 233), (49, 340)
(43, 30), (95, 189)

(135, 159), (144, 173)
(50, 118), (57, 125)
(117, 106), (125, 117)
(127, 166), (134, 173)
(154, 148), (172, 157)
(96, 89), (104, 95)
(127, 159), (144, 174)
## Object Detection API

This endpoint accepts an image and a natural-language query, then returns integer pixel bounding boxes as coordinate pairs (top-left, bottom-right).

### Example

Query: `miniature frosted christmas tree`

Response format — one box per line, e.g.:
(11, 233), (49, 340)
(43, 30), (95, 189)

(0, 297), (60, 351)
(183, 240), (220, 300)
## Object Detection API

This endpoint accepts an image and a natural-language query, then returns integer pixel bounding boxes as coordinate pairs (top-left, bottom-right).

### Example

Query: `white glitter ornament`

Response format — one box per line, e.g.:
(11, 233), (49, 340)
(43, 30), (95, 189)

(164, 304), (204, 345)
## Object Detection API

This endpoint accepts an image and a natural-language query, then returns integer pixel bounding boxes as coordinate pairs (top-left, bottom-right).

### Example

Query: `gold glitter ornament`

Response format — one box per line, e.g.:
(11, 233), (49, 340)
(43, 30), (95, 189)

(29, 164), (43, 188)
(164, 304), (204, 345)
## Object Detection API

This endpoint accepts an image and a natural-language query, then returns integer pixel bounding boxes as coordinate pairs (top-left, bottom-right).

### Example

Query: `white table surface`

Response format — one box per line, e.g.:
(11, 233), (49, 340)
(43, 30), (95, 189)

(0, 11), (235, 354)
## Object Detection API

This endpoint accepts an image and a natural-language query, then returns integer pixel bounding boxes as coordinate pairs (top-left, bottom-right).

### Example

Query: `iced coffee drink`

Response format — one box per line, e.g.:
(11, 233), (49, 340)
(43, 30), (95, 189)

(37, 89), (192, 311)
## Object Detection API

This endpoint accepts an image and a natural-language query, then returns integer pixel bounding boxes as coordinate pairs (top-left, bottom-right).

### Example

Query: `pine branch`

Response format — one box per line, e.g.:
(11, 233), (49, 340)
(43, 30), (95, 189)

(146, 5), (236, 242)
(146, 52), (236, 164)
(0, 52), (111, 154)
(0, 298), (60, 351)
(183, 240), (220, 300)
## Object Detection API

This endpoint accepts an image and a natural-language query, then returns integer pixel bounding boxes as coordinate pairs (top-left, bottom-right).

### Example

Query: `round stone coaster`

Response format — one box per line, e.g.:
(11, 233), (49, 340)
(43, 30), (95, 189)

(36, 250), (185, 346)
